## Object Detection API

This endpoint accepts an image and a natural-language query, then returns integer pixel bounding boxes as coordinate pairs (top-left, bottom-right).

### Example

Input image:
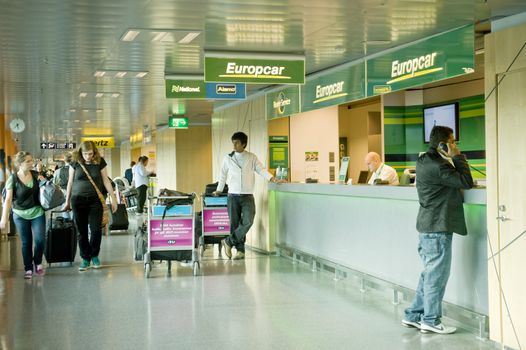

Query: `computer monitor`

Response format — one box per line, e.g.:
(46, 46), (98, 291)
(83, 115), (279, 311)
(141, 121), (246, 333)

(423, 102), (459, 143)
(357, 171), (369, 184)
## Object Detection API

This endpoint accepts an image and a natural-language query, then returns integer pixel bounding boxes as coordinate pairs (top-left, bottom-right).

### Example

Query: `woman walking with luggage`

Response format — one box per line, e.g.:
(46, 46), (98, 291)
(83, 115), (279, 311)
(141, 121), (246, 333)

(0, 151), (46, 279)
(64, 141), (117, 271)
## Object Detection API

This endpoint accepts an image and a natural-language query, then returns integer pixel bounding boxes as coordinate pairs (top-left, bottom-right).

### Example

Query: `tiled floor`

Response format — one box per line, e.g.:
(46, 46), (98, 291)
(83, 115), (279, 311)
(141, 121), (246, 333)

(0, 222), (497, 350)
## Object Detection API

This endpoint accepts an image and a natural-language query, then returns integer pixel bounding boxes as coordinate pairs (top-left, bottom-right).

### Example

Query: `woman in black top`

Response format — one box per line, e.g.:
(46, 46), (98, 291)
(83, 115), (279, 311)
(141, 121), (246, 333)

(64, 141), (117, 271)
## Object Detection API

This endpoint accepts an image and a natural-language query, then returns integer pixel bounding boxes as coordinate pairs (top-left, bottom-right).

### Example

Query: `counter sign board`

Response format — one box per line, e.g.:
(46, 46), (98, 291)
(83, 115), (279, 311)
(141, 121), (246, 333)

(266, 86), (300, 119)
(205, 56), (305, 84)
(367, 24), (474, 96)
(302, 62), (365, 112)
(80, 137), (115, 148)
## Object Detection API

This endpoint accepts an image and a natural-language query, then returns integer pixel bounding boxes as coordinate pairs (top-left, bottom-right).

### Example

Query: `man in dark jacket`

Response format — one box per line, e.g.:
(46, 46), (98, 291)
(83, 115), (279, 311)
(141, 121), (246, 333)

(402, 125), (473, 334)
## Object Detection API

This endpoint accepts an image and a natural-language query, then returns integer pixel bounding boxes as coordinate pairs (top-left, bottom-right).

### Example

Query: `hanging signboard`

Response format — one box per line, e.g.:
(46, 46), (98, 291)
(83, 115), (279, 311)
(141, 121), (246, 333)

(204, 54), (305, 84)
(80, 137), (115, 148)
(367, 24), (474, 96)
(301, 62), (365, 113)
(165, 79), (206, 99)
(266, 86), (300, 120)
(205, 82), (246, 99)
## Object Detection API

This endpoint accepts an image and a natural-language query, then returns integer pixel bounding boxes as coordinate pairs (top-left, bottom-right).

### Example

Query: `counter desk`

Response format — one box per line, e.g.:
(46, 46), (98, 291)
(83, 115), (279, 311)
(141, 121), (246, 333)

(269, 183), (488, 316)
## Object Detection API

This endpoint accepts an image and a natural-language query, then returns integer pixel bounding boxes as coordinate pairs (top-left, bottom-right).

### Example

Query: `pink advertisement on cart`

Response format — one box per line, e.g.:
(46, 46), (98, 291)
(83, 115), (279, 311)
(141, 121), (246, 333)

(149, 218), (193, 249)
(203, 208), (230, 235)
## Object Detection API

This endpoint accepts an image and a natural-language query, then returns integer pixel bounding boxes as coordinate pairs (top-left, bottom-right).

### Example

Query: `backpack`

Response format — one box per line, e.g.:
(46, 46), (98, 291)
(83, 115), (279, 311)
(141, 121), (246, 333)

(1, 174), (16, 205)
(57, 166), (69, 189)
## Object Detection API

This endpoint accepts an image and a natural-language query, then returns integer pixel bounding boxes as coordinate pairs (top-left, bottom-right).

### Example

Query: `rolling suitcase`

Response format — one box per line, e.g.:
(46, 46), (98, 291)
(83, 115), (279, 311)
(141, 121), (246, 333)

(45, 211), (77, 265)
(108, 203), (129, 230)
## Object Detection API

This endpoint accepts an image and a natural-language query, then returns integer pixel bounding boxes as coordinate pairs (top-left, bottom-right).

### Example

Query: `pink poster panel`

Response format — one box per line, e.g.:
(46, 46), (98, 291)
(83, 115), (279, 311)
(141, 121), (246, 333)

(149, 218), (193, 249)
(203, 208), (230, 236)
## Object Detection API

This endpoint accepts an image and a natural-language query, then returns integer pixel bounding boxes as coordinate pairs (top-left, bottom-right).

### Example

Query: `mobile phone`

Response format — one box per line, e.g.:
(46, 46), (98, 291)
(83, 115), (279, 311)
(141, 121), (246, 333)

(438, 142), (449, 153)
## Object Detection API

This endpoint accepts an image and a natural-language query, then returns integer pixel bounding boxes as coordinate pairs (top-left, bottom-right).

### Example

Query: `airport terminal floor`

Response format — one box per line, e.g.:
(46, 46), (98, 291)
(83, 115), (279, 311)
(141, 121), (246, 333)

(0, 217), (495, 350)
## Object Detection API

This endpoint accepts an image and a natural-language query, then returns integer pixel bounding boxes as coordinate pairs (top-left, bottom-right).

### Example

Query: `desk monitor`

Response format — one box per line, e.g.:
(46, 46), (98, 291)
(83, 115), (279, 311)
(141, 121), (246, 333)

(358, 170), (369, 184)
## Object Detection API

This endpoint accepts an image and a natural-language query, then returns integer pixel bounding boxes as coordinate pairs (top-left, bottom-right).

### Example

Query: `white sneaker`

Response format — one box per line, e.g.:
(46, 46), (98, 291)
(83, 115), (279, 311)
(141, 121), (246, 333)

(401, 319), (421, 329)
(420, 323), (456, 334)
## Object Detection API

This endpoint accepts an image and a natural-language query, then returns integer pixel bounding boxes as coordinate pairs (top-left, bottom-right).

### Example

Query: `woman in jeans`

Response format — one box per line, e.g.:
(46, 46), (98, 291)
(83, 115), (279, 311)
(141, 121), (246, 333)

(64, 141), (117, 271)
(0, 151), (46, 279)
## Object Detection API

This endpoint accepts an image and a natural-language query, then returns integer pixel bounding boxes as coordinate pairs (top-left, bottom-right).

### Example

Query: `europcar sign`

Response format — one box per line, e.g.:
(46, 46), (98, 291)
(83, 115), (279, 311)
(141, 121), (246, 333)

(205, 56), (305, 84)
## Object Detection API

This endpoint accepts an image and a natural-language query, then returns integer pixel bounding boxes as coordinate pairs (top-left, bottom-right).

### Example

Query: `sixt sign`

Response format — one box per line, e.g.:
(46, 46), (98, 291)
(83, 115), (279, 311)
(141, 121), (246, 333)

(205, 83), (246, 100)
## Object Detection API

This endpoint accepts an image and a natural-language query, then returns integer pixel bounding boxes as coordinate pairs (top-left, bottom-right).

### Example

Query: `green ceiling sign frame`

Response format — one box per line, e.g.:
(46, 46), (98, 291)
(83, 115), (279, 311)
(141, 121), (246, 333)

(301, 62), (366, 112)
(165, 79), (206, 99)
(204, 55), (305, 84)
(367, 24), (474, 96)
(266, 86), (301, 119)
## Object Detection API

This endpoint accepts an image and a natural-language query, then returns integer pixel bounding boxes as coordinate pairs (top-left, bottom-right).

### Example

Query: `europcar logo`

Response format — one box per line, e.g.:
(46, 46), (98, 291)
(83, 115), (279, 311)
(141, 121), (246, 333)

(273, 91), (291, 114)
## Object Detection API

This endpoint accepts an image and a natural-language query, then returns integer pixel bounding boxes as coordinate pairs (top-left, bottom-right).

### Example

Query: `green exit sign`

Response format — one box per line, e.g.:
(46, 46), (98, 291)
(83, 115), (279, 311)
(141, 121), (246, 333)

(168, 116), (189, 129)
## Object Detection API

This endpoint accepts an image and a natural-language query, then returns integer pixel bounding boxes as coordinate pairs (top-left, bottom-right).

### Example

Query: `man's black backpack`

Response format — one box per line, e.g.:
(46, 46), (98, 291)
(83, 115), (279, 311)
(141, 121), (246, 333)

(205, 182), (228, 196)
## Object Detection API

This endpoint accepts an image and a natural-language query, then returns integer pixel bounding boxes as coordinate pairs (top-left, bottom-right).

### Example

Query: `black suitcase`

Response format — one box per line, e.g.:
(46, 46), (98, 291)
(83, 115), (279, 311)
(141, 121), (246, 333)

(45, 211), (77, 265)
(108, 203), (129, 230)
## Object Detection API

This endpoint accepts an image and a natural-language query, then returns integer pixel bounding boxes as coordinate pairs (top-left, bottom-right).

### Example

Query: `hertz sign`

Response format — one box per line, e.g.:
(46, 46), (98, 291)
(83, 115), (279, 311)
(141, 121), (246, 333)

(80, 137), (115, 148)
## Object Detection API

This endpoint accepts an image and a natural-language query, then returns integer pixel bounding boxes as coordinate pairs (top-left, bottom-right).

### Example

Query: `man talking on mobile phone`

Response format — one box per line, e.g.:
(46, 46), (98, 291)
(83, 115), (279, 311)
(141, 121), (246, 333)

(402, 125), (474, 334)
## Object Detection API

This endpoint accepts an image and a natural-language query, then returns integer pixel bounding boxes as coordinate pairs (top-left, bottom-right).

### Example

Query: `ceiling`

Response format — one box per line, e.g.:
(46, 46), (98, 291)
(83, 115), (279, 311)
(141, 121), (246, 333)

(1, 0), (526, 155)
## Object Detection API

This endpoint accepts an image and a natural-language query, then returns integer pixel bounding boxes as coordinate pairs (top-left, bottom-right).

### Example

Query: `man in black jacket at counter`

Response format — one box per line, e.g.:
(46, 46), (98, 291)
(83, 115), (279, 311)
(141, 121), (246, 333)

(402, 125), (473, 334)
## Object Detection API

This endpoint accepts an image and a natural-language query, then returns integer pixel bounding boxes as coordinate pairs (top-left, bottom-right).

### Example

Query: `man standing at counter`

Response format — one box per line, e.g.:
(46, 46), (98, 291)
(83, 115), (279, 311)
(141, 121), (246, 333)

(402, 126), (473, 334)
(365, 152), (399, 185)
(213, 132), (279, 260)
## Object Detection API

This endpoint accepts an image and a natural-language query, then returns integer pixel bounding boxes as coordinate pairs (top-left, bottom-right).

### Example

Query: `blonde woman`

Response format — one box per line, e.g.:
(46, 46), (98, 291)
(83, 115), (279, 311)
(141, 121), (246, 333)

(64, 141), (117, 271)
(0, 151), (46, 279)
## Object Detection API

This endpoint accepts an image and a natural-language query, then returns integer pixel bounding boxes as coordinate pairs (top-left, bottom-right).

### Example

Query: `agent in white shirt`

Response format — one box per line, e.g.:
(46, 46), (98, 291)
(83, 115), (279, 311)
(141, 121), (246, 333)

(365, 152), (399, 185)
(213, 132), (278, 260)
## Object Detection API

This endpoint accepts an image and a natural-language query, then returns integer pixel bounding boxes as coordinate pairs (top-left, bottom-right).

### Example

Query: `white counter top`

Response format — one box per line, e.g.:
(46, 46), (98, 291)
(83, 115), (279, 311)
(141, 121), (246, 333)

(269, 183), (486, 205)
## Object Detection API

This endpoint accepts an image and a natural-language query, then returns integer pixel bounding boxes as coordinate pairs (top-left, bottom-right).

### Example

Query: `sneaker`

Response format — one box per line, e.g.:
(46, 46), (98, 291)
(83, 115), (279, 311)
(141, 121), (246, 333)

(401, 319), (421, 329)
(233, 251), (245, 260)
(92, 257), (101, 269)
(221, 240), (232, 259)
(35, 265), (45, 276)
(79, 259), (90, 271)
(24, 270), (33, 279)
(420, 323), (457, 334)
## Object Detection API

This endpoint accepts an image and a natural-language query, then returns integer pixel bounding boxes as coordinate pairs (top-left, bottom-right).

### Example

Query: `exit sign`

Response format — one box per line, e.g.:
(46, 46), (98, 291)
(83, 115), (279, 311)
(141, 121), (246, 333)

(168, 116), (189, 129)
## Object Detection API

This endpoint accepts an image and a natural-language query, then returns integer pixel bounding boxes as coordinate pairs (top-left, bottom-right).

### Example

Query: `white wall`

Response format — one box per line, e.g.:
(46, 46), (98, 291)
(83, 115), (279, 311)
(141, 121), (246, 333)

(290, 106), (339, 183)
(155, 128), (177, 191)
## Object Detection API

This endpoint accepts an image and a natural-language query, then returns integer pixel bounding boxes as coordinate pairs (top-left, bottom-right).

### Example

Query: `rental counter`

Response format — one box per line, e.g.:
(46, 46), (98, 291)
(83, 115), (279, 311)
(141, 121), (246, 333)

(269, 183), (487, 316)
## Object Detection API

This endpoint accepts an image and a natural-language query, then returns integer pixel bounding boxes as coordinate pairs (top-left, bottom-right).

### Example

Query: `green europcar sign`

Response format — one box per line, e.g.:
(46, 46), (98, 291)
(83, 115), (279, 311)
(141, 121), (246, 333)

(205, 56), (305, 84)
(301, 62), (366, 112)
(367, 24), (474, 96)
(266, 86), (300, 119)
(165, 79), (206, 99)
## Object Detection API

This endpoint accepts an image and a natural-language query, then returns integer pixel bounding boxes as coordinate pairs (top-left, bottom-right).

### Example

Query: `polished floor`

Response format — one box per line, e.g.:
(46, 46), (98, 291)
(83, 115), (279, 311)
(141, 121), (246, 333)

(1, 222), (496, 350)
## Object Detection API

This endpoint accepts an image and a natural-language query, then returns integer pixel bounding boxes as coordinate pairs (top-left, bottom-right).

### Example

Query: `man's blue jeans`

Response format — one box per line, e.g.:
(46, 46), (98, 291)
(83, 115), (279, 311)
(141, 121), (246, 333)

(226, 194), (255, 253)
(404, 232), (453, 326)
(12, 213), (46, 272)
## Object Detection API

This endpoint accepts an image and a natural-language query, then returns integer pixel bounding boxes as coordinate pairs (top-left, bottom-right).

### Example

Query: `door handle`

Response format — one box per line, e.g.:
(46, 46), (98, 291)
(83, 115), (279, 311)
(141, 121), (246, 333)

(496, 215), (510, 222)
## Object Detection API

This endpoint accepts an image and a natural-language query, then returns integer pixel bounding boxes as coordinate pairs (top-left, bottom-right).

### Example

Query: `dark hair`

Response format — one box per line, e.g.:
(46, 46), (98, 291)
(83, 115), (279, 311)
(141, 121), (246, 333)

(139, 156), (148, 165)
(231, 132), (248, 147)
(64, 152), (72, 163)
(130, 161), (136, 167)
(429, 126), (454, 148)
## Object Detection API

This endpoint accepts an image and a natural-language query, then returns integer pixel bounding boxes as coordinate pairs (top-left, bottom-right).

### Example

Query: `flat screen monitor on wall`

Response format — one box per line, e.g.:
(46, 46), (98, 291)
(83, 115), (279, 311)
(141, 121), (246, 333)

(423, 102), (459, 143)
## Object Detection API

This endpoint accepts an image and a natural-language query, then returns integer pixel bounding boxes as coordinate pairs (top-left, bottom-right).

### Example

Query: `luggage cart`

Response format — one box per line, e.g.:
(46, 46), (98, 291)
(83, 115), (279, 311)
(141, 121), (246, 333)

(199, 194), (230, 257)
(144, 195), (200, 277)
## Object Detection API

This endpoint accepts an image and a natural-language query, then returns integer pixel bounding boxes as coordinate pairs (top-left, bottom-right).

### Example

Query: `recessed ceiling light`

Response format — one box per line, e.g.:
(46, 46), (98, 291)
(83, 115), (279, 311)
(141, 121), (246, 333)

(69, 109), (76, 112)
(79, 92), (87, 98)
(96, 109), (103, 113)
(178, 32), (201, 44)
(135, 72), (148, 78)
(94, 71), (106, 77)
(111, 93), (120, 98)
(121, 29), (140, 42)
(115, 72), (127, 78)
(151, 31), (168, 42)
(95, 93), (104, 98)
(74, 119), (81, 122)
(85, 120), (91, 123)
